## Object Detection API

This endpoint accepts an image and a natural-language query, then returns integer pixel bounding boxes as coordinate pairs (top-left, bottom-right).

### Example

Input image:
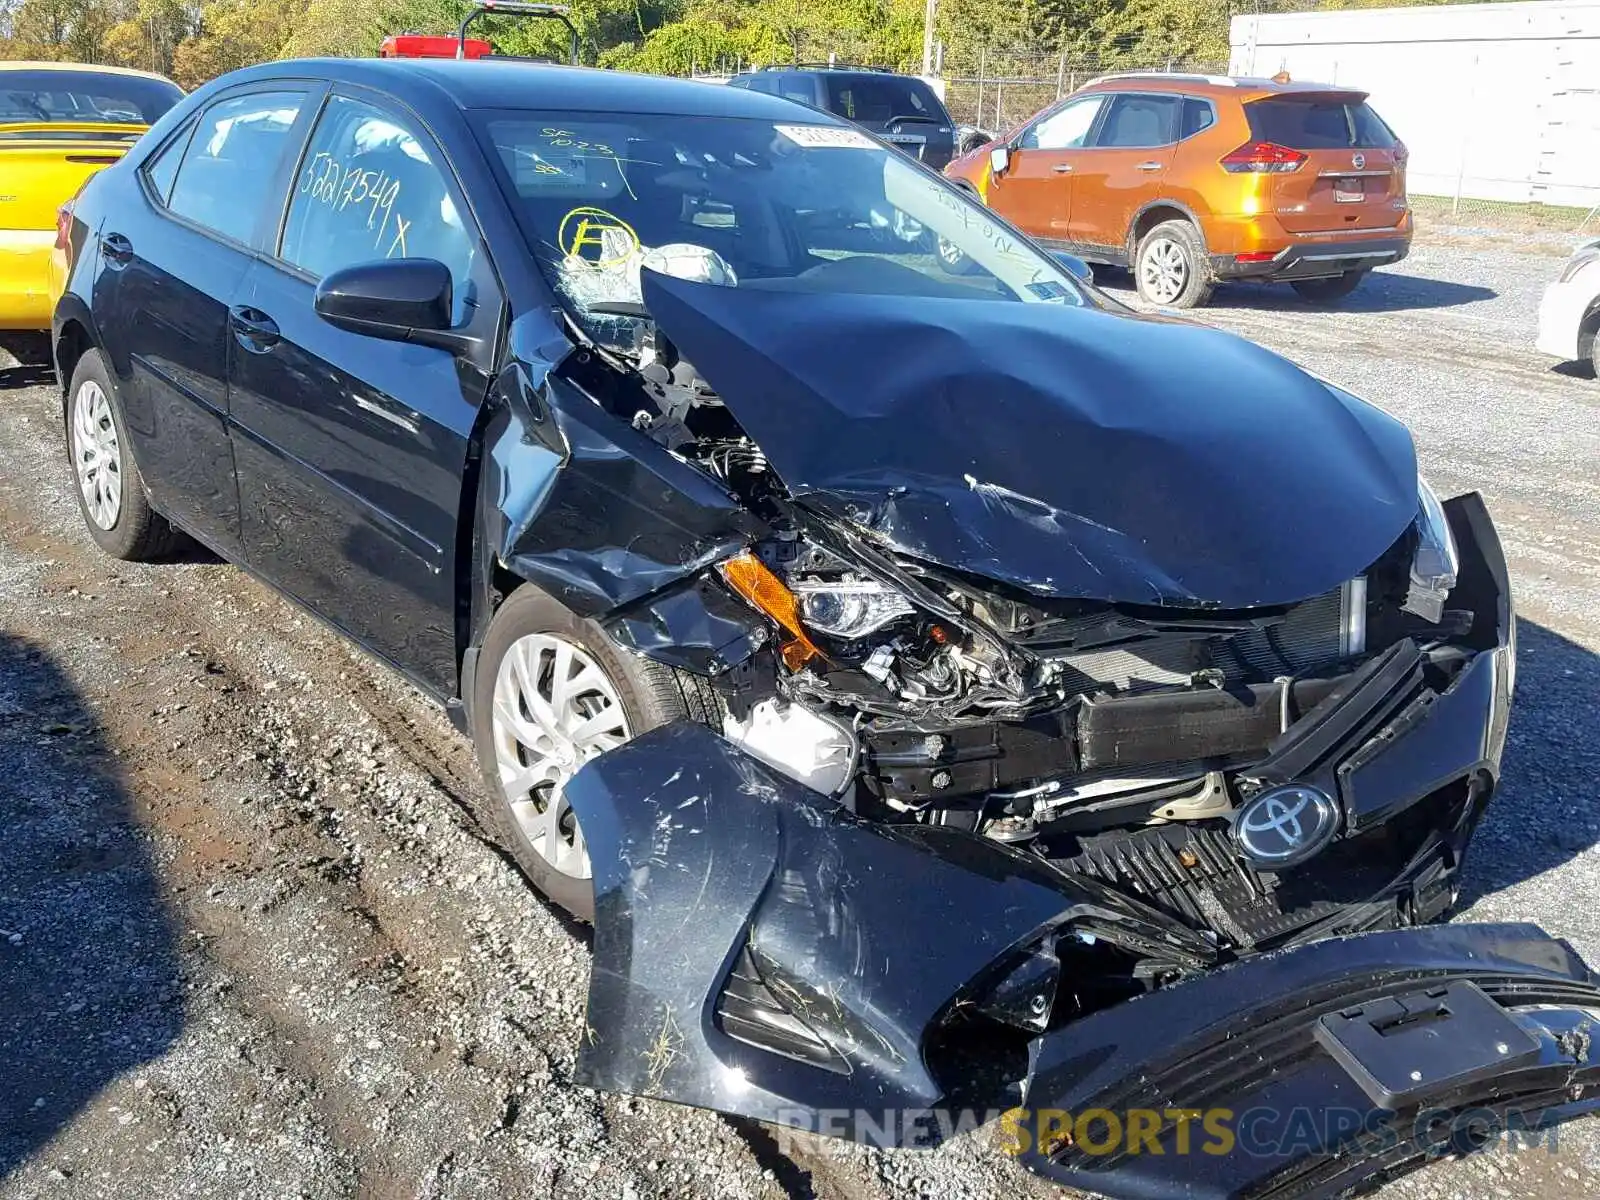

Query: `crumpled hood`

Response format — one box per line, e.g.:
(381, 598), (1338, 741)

(641, 270), (1419, 608)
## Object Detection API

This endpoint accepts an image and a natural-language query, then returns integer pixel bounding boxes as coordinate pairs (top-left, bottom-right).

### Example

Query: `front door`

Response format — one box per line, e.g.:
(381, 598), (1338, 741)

(986, 94), (1106, 243)
(227, 90), (499, 695)
(1066, 92), (1181, 254)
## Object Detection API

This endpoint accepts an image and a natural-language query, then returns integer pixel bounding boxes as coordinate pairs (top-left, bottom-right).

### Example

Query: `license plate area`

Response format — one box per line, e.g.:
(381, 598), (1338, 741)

(1314, 980), (1541, 1109)
(1332, 177), (1365, 203)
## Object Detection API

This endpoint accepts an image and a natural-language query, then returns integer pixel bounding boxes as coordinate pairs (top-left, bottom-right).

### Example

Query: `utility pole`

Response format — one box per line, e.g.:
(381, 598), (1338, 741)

(921, 0), (936, 76)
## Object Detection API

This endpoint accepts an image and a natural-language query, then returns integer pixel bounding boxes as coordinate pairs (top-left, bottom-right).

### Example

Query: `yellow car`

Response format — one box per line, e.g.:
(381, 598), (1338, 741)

(0, 61), (182, 364)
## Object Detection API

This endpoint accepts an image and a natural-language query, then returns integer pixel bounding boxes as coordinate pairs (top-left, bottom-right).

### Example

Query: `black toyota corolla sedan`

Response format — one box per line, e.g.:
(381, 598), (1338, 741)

(51, 57), (1600, 1197)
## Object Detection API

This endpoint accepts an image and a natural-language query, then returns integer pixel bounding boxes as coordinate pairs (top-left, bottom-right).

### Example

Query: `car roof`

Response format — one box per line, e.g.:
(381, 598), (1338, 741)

(238, 58), (843, 121)
(0, 60), (176, 83)
(1079, 73), (1367, 102)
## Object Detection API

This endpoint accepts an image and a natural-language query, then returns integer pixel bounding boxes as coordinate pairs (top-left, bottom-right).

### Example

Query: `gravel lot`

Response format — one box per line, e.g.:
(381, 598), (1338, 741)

(3, 232), (1600, 1200)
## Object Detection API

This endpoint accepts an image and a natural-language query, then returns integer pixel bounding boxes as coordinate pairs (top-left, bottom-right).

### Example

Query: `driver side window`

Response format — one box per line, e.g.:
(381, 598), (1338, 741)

(279, 94), (476, 326)
(1019, 95), (1105, 151)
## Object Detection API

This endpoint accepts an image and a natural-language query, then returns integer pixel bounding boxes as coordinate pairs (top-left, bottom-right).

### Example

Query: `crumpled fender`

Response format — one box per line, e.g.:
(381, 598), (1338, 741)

(563, 721), (1217, 1145)
(478, 346), (763, 622)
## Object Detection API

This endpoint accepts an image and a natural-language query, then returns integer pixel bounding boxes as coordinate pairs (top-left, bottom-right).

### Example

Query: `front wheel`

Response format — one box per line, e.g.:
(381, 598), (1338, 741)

(469, 584), (719, 920)
(1291, 270), (1368, 304)
(1134, 220), (1214, 309)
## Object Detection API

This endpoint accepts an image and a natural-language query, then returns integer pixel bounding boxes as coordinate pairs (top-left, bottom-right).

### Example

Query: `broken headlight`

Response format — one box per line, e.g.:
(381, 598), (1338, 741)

(1404, 477), (1460, 623)
(792, 578), (916, 639)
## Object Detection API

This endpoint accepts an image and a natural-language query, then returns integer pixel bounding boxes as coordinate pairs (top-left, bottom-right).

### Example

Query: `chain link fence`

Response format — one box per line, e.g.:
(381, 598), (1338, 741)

(935, 49), (1226, 134)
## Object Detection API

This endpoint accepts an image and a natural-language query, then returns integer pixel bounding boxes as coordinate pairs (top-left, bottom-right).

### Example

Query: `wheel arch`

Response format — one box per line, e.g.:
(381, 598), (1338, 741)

(1127, 201), (1206, 261)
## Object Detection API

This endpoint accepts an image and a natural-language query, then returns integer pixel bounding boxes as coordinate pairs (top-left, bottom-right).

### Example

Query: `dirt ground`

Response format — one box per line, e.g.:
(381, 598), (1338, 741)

(4, 231), (1600, 1199)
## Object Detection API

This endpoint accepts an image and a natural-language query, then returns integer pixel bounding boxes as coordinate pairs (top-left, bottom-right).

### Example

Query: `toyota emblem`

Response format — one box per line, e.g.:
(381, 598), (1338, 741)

(1233, 784), (1341, 868)
(1352, 152), (1366, 170)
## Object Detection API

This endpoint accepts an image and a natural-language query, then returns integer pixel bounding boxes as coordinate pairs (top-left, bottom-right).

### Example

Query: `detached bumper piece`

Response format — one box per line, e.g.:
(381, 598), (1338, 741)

(1021, 924), (1600, 1200)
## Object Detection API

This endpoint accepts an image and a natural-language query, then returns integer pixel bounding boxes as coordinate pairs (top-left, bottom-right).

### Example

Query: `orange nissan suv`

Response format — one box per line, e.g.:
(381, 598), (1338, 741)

(945, 73), (1411, 308)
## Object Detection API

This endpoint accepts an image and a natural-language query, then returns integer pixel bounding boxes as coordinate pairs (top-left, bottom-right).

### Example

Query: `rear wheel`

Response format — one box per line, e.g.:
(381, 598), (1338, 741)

(1134, 220), (1213, 309)
(469, 584), (719, 920)
(65, 350), (187, 561)
(1291, 270), (1368, 304)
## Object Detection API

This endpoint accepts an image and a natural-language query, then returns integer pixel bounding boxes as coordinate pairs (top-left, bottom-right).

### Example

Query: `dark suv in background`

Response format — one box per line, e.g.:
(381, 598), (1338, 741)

(727, 63), (959, 169)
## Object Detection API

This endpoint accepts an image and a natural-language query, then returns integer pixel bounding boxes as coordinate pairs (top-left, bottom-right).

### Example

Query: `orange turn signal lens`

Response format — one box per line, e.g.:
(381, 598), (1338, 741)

(719, 551), (823, 670)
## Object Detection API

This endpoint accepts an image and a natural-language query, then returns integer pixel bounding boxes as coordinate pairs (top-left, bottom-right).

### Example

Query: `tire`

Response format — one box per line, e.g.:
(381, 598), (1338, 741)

(64, 349), (187, 561)
(1291, 270), (1368, 304)
(1134, 219), (1214, 309)
(469, 583), (720, 921)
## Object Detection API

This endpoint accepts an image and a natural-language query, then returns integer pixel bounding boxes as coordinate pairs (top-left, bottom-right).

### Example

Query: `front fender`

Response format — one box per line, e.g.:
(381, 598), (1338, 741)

(478, 358), (762, 620)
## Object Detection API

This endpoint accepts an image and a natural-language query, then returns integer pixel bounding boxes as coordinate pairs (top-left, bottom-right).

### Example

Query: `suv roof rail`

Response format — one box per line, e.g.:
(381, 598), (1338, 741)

(1081, 71), (1238, 88)
(757, 62), (894, 73)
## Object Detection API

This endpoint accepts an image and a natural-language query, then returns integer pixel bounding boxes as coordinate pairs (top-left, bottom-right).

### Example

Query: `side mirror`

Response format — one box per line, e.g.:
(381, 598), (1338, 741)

(1050, 250), (1094, 283)
(314, 258), (453, 344)
(989, 145), (1010, 177)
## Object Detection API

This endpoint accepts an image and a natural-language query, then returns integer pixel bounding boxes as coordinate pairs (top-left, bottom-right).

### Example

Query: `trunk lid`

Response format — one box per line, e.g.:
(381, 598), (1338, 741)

(0, 123), (140, 230)
(1244, 92), (1407, 234)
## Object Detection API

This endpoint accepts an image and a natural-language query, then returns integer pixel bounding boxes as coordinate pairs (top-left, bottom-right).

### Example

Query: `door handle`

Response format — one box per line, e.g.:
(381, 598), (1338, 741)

(100, 232), (133, 266)
(1051, 164), (1074, 174)
(229, 305), (280, 352)
(1136, 161), (1163, 171)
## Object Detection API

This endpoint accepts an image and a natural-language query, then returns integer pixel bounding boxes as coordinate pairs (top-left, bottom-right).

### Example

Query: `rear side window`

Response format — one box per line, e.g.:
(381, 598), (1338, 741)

(279, 94), (475, 325)
(1246, 98), (1397, 149)
(142, 119), (196, 205)
(1180, 98), (1215, 140)
(778, 77), (817, 105)
(1095, 94), (1180, 148)
(166, 91), (305, 245)
(824, 75), (947, 126)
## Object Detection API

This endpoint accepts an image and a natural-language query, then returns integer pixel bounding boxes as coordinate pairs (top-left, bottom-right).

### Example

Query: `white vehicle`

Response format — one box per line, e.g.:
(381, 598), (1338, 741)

(1536, 236), (1600, 373)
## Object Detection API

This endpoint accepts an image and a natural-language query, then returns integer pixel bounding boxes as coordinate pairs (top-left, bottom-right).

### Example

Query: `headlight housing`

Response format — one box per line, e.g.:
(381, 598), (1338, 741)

(1404, 477), (1460, 622)
(793, 578), (915, 639)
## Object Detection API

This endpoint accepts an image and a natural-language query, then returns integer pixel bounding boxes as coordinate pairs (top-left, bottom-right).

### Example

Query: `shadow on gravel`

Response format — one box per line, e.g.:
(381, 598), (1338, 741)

(1097, 268), (1495, 314)
(0, 633), (183, 1180)
(1208, 270), (1496, 314)
(0, 363), (54, 391)
(1459, 618), (1600, 907)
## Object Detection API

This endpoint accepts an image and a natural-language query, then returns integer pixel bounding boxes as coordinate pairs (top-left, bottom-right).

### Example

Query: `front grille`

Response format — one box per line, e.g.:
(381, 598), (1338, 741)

(1054, 824), (1356, 949)
(1052, 583), (1357, 694)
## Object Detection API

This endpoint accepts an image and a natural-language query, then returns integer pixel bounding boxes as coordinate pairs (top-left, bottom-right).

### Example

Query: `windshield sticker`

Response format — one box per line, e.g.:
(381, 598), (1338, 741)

(558, 206), (639, 269)
(1026, 280), (1072, 302)
(775, 125), (877, 150)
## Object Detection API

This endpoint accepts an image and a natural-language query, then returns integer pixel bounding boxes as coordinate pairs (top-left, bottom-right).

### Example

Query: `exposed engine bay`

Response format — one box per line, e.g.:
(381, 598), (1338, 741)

(546, 263), (1507, 984)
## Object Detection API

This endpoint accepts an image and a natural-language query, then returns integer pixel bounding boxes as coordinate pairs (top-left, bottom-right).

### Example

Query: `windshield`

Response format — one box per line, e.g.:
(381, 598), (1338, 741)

(824, 75), (947, 128)
(0, 69), (181, 133)
(473, 110), (1087, 343)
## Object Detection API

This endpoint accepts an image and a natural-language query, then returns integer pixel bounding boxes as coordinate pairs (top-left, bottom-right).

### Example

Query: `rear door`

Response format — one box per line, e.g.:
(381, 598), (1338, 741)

(987, 93), (1106, 242)
(1067, 91), (1181, 253)
(227, 88), (498, 694)
(1243, 92), (1405, 232)
(97, 84), (314, 556)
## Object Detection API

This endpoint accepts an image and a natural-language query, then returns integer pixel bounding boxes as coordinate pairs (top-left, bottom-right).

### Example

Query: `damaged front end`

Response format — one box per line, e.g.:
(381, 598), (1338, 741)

(485, 252), (1540, 1192)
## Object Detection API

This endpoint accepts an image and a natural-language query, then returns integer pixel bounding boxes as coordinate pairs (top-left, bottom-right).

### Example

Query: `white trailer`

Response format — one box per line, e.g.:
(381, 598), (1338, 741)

(1230, 1), (1600, 210)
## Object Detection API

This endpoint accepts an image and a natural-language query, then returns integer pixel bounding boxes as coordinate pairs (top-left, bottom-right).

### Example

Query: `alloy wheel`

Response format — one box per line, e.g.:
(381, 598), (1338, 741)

(70, 379), (122, 531)
(489, 633), (630, 879)
(1140, 236), (1188, 305)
